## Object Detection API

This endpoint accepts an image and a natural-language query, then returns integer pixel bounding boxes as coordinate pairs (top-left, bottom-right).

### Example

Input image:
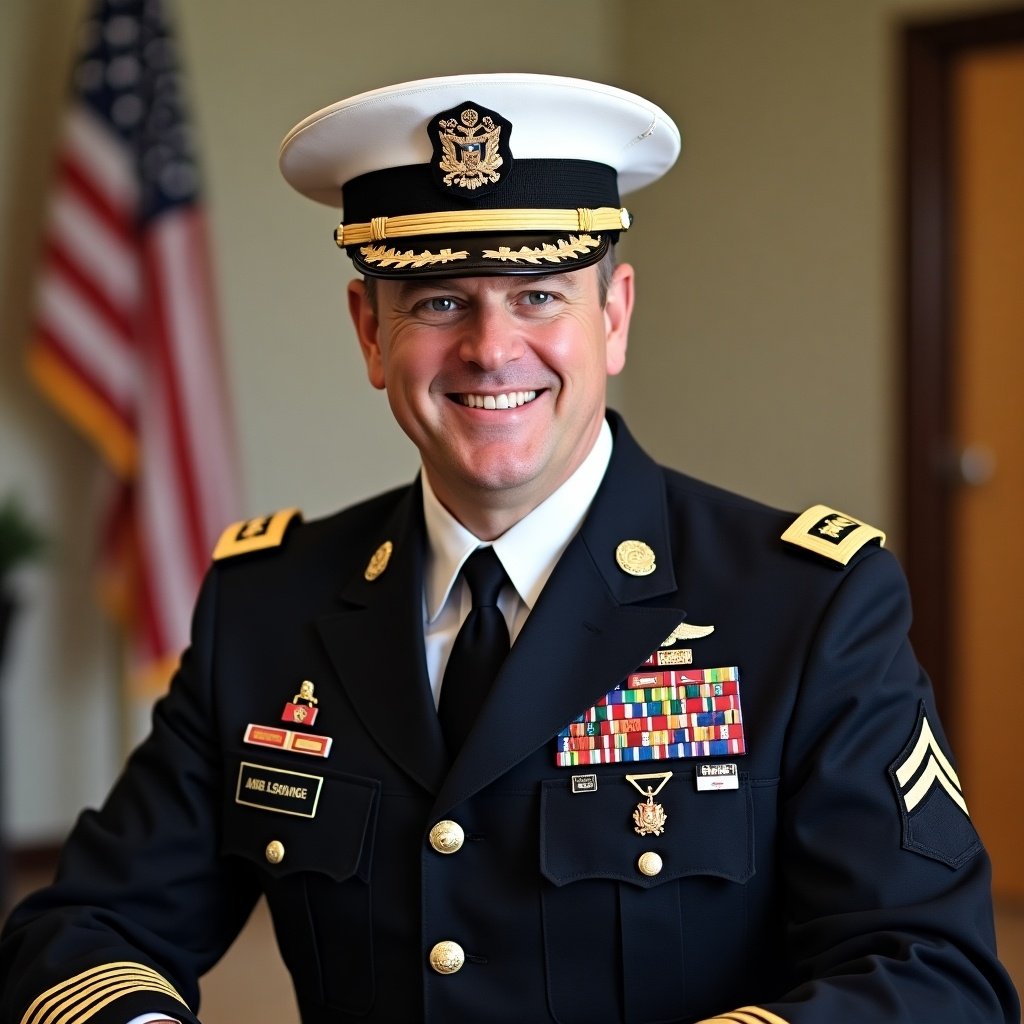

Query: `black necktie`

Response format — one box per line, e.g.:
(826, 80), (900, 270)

(438, 546), (511, 755)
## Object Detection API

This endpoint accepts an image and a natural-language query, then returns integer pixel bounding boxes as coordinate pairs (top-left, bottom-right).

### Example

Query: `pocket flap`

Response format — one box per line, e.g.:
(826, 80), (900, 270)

(222, 758), (379, 882)
(539, 772), (754, 889)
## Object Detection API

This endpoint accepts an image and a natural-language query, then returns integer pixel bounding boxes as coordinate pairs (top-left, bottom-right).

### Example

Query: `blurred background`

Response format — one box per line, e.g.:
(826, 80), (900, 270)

(1, 0), (1022, 1016)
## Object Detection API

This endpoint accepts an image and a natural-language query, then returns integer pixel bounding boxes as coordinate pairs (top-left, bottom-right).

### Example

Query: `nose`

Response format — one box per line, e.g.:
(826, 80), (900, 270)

(457, 302), (525, 369)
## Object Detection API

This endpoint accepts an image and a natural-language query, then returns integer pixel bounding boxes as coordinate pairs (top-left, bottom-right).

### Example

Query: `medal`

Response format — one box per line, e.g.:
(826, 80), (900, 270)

(625, 771), (673, 836)
(282, 679), (319, 725)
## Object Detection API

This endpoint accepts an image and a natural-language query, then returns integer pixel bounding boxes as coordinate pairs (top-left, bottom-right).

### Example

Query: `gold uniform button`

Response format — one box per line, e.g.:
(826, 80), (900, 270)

(429, 940), (465, 975)
(265, 840), (285, 865)
(428, 820), (465, 855)
(638, 851), (663, 877)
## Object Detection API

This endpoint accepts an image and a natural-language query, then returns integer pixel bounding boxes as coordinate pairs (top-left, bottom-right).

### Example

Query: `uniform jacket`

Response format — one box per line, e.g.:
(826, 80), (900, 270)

(1, 413), (1018, 1024)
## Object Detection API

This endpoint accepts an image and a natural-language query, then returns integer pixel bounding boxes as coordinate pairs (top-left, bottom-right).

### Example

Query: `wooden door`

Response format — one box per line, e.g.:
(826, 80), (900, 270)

(904, 10), (1024, 902)
(950, 45), (1024, 899)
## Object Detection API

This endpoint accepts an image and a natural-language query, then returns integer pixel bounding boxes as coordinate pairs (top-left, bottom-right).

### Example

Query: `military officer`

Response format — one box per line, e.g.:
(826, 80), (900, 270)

(0, 73), (1019, 1024)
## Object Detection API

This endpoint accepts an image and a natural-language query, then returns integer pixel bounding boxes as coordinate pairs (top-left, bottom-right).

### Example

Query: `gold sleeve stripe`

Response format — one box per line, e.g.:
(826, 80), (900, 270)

(735, 1008), (791, 1024)
(695, 1010), (791, 1024)
(335, 206), (631, 246)
(21, 962), (189, 1024)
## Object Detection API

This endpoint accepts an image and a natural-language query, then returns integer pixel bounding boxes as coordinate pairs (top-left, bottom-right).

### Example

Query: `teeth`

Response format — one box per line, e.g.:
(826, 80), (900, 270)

(460, 390), (537, 409)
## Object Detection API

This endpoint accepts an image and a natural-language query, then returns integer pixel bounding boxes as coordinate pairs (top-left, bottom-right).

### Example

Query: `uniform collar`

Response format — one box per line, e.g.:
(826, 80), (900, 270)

(422, 417), (613, 622)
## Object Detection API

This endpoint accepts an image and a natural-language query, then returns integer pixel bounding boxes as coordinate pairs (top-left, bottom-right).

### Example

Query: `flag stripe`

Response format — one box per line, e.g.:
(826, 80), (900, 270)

(42, 237), (137, 344)
(28, 337), (138, 477)
(48, 188), (139, 316)
(29, 0), (240, 697)
(62, 105), (138, 216)
(155, 210), (238, 541)
(36, 270), (139, 410)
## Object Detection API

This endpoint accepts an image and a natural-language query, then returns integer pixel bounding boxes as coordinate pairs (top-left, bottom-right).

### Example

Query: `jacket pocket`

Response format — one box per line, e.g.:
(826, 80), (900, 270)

(539, 772), (754, 1024)
(221, 756), (380, 1014)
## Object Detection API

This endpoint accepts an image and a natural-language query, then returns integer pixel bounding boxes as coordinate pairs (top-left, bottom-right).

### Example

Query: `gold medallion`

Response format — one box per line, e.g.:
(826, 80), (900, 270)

(615, 539), (656, 576)
(626, 771), (673, 837)
(364, 540), (393, 580)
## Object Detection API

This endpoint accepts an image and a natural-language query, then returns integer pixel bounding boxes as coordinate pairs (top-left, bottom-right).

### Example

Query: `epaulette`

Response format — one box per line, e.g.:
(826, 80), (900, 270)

(212, 507), (302, 561)
(780, 503), (885, 567)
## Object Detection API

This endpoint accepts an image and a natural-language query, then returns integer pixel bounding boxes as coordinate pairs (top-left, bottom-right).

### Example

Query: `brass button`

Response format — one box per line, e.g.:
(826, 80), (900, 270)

(429, 820), (465, 855)
(429, 940), (465, 975)
(265, 840), (285, 865)
(637, 851), (663, 877)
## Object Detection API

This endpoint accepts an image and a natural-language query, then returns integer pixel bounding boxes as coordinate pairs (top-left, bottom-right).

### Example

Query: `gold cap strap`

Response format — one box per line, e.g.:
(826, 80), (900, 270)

(335, 206), (631, 248)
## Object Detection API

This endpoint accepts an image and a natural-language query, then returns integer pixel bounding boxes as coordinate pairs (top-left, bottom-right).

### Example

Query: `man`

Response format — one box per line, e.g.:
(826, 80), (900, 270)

(0, 73), (1018, 1024)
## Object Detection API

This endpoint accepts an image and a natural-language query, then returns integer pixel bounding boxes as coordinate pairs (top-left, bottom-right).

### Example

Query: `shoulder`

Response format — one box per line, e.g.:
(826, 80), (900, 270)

(779, 503), (887, 568)
(210, 484), (413, 567)
(211, 507), (303, 561)
(659, 467), (888, 574)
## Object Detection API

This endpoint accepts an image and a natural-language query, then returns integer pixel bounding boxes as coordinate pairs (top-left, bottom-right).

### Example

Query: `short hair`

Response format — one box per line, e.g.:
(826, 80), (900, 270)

(360, 245), (618, 315)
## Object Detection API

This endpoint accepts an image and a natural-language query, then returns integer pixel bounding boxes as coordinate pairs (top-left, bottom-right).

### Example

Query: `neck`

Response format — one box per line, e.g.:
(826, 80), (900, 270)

(426, 483), (544, 542)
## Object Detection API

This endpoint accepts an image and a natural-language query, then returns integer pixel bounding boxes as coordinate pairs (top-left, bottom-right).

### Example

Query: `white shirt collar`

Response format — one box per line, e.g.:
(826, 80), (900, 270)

(422, 418), (613, 622)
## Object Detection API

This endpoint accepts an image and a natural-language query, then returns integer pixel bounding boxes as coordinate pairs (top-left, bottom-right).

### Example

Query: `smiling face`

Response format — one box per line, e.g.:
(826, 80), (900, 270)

(348, 261), (634, 539)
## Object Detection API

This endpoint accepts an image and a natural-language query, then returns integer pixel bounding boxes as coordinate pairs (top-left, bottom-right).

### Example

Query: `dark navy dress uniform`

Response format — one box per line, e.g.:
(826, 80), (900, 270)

(0, 414), (1018, 1023)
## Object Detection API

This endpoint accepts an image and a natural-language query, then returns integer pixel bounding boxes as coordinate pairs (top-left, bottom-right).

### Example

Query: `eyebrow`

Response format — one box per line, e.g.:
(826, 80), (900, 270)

(391, 272), (582, 299)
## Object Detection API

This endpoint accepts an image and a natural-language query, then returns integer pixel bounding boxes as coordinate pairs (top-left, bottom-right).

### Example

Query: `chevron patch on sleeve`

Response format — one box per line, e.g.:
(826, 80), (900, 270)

(888, 702), (981, 868)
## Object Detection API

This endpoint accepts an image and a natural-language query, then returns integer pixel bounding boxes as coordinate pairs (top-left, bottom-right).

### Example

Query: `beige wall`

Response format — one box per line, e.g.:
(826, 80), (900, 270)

(0, 0), (1016, 843)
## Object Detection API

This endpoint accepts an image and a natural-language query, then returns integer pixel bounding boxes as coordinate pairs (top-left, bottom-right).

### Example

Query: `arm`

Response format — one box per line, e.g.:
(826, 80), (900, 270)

(703, 549), (1018, 1023)
(0, 571), (259, 1024)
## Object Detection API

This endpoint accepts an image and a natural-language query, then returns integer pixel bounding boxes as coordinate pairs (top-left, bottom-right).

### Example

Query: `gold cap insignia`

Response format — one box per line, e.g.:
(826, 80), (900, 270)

(364, 540), (393, 581)
(781, 504), (886, 566)
(433, 101), (512, 196)
(212, 508), (301, 561)
(615, 539), (656, 577)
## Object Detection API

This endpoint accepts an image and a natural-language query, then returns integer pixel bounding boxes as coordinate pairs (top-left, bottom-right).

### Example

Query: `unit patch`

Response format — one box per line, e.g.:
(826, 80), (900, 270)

(888, 702), (981, 868)
(235, 762), (323, 818)
(780, 504), (885, 566)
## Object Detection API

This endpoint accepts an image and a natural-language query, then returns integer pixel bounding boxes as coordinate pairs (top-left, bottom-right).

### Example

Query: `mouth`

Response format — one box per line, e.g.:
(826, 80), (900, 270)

(453, 389), (539, 410)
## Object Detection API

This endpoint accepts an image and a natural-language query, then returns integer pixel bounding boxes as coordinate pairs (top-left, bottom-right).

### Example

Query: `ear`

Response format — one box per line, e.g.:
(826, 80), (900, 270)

(603, 261), (634, 376)
(347, 278), (386, 390)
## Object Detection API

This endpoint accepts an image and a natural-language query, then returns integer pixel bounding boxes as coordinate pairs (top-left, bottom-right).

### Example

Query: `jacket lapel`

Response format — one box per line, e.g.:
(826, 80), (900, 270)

(432, 417), (690, 816)
(316, 482), (449, 796)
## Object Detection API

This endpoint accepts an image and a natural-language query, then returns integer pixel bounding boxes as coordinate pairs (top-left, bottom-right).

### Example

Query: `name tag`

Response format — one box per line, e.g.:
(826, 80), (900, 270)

(235, 761), (323, 818)
(696, 762), (739, 791)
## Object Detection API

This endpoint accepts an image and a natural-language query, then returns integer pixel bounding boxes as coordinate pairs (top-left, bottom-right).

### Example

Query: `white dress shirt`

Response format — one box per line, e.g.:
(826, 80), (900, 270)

(422, 417), (613, 707)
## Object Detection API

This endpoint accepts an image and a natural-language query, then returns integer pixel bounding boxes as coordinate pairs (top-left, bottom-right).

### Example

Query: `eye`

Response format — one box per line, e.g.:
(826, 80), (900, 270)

(523, 291), (553, 306)
(424, 296), (459, 313)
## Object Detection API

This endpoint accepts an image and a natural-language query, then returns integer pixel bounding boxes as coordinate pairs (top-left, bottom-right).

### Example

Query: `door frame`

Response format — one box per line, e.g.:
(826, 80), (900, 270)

(902, 6), (1024, 725)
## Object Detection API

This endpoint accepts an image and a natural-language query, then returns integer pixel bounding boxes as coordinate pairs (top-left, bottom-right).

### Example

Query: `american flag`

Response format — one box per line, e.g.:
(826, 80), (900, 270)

(27, 0), (240, 698)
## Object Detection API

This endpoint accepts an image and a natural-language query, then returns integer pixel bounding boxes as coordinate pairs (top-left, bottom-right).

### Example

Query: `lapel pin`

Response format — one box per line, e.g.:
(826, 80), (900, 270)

(615, 539), (656, 577)
(282, 679), (319, 726)
(662, 622), (715, 645)
(364, 540), (393, 580)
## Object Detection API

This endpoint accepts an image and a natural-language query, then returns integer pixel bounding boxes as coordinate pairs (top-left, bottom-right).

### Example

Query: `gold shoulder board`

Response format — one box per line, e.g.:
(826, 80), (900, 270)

(212, 508), (302, 561)
(780, 504), (885, 566)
